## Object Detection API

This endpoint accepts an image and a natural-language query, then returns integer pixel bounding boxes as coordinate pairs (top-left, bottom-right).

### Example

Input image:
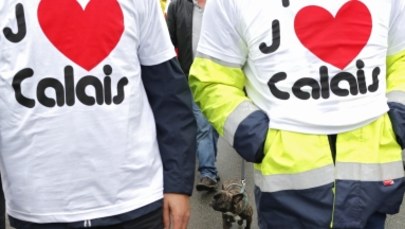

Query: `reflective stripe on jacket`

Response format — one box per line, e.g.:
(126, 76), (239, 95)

(189, 52), (405, 228)
(254, 114), (404, 228)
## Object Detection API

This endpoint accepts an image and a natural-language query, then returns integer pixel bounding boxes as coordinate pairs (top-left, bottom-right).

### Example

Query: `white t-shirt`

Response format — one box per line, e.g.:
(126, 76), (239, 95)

(0, 0), (175, 223)
(198, 0), (405, 134)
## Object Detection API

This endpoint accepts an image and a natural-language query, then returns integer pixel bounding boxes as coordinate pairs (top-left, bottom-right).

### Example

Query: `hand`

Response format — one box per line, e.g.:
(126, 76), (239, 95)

(163, 193), (190, 229)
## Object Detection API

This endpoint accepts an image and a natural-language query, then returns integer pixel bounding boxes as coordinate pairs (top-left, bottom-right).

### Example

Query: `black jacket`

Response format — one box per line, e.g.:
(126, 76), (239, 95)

(167, 0), (194, 76)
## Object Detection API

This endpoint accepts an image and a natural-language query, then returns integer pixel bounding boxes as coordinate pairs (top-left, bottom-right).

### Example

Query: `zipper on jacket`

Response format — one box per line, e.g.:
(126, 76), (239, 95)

(328, 134), (337, 164)
(327, 134), (337, 227)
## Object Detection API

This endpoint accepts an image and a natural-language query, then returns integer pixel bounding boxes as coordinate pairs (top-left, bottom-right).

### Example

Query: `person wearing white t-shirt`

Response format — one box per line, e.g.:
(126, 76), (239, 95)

(189, 0), (405, 228)
(0, 0), (196, 228)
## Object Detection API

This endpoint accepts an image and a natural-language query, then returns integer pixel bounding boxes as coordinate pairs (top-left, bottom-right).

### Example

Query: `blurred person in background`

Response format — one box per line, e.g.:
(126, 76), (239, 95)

(167, 0), (220, 192)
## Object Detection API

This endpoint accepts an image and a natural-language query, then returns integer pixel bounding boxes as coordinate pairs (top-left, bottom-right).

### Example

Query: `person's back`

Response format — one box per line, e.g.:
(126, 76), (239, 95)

(189, 0), (405, 228)
(0, 1), (196, 228)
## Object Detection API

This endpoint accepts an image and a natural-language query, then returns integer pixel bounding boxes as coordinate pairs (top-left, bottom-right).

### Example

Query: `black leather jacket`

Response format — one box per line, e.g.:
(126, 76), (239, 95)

(166, 0), (194, 76)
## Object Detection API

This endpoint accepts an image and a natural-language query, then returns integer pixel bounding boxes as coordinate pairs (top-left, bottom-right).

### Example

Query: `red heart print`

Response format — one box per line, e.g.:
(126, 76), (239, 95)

(294, 0), (372, 70)
(38, 0), (124, 71)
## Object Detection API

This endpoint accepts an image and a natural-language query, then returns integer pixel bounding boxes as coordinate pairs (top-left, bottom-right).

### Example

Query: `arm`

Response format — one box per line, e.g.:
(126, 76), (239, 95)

(141, 58), (196, 229)
(189, 0), (269, 162)
(386, 1), (405, 151)
(189, 57), (268, 163)
(138, 1), (196, 228)
(188, 0), (269, 163)
(387, 51), (405, 148)
(141, 58), (196, 195)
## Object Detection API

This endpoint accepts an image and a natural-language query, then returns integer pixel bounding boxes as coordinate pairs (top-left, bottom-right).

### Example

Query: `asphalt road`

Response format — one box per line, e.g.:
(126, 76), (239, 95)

(188, 137), (405, 229)
(4, 138), (405, 229)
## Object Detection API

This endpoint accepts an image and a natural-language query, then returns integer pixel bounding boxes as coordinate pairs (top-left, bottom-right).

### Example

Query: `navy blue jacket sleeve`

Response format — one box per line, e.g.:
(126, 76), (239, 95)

(234, 110), (269, 163)
(388, 102), (405, 149)
(141, 58), (196, 195)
